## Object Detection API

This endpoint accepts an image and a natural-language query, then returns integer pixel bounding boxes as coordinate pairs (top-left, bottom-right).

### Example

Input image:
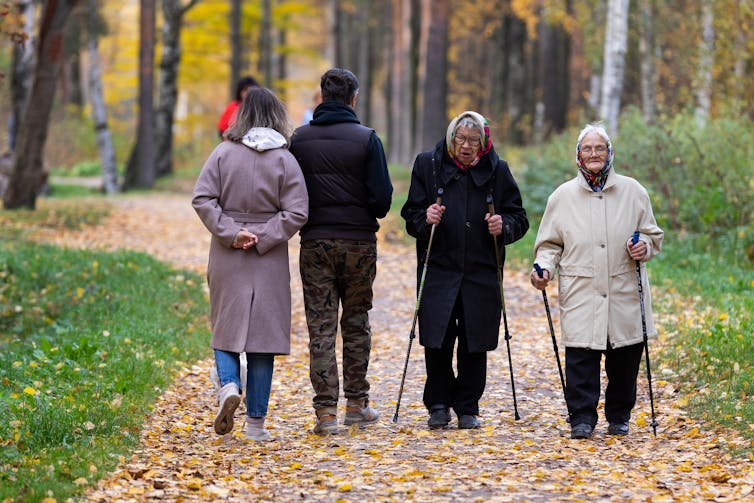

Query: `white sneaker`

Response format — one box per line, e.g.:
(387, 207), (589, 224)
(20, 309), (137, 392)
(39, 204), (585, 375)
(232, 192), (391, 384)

(245, 417), (271, 441)
(214, 383), (240, 435)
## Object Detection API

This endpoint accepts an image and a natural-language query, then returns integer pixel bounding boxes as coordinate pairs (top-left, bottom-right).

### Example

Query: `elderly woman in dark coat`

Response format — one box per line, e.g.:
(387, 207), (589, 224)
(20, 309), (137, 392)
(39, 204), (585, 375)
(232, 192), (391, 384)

(401, 111), (528, 430)
(193, 88), (309, 441)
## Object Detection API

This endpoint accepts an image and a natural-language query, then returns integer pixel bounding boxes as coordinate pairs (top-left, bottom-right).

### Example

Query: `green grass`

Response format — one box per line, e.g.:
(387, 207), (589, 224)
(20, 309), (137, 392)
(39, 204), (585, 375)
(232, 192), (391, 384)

(651, 233), (754, 449)
(0, 239), (211, 501)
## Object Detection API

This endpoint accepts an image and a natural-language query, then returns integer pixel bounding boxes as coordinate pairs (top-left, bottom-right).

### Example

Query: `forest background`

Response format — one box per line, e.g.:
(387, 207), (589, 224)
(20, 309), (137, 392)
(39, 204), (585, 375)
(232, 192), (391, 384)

(0, 0), (753, 500)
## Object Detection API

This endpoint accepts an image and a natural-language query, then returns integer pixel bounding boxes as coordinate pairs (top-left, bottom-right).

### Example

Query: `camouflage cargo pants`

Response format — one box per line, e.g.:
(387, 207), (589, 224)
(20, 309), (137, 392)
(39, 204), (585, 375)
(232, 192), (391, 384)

(299, 239), (377, 417)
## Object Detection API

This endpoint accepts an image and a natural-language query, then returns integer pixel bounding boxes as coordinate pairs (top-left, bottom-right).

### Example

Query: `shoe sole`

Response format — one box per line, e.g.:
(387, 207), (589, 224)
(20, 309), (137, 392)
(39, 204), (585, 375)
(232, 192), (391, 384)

(245, 431), (272, 442)
(313, 425), (338, 435)
(214, 395), (240, 435)
(343, 416), (379, 426)
(571, 432), (592, 439)
(428, 423), (450, 430)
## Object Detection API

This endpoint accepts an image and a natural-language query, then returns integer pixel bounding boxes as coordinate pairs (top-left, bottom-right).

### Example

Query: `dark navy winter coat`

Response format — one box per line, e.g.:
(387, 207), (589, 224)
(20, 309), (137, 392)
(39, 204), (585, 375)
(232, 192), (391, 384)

(401, 140), (528, 353)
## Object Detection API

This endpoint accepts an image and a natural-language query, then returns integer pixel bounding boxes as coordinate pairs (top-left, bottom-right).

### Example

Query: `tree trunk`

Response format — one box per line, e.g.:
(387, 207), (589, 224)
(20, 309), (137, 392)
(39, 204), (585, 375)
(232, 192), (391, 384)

(504, 14), (529, 145)
(4, 0), (80, 210)
(87, 0), (118, 194)
(599, 0), (630, 132)
(417, 0), (448, 152)
(9, 0), (38, 152)
(694, 2), (714, 126)
(537, 17), (570, 138)
(258, 0), (272, 87)
(124, 0), (156, 190)
(638, 0), (656, 123)
(388, 0), (412, 165)
(230, 0), (243, 99)
(155, 0), (199, 178)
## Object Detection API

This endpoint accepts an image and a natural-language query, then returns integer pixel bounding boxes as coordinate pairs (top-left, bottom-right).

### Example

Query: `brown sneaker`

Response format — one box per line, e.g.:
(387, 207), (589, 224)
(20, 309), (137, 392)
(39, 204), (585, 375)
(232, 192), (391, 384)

(313, 414), (338, 435)
(344, 403), (379, 426)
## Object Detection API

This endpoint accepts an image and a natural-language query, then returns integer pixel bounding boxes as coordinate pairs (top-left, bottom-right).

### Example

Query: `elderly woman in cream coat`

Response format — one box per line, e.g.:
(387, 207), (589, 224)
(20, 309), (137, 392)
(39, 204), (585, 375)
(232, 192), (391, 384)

(530, 123), (663, 440)
(193, 88), (308, 441)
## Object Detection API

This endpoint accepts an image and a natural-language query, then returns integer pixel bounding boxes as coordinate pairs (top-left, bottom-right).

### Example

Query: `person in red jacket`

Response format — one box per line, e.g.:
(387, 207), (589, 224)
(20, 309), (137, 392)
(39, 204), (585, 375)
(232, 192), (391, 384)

(217, 76), (259, 138)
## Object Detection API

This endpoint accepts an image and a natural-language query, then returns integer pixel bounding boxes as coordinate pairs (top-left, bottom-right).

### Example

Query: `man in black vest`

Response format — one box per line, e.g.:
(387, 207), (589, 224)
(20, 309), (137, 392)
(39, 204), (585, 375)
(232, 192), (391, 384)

(289, 68), (393, 435)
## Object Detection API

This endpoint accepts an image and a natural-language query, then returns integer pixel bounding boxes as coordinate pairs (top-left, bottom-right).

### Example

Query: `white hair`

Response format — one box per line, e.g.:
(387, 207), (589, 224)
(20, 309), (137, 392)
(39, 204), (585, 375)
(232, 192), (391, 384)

(577, 123), (611, 148)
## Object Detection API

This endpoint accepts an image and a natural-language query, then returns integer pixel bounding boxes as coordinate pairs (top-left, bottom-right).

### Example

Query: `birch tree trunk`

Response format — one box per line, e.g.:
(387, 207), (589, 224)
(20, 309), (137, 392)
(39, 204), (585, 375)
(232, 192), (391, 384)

(4, 0), (81, 210)
(155, 0), (200, 178)
(417, 0), (448, 152)
(87, 0), (118, 194)
(694, 2), (714, 126)
(638, 0), (656, 123)
(388, 0), (412, 165)
(599, 0), (630, 132)
(124, 0), (156, 190)
(9, 0), (37, 152)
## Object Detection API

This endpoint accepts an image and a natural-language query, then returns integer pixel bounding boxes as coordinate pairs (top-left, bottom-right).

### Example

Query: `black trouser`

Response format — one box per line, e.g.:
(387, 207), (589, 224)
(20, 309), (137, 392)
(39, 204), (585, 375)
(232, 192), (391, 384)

(423, 295), (487, 417)
(565, 342), (644, 427)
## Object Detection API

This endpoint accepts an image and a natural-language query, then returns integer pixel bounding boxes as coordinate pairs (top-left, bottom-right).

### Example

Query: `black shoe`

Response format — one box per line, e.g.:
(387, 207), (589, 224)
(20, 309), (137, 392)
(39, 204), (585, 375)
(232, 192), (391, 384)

(458, 415), (481, 429)
(428, 405), (450, 429)
(607, 422), (629, 436)
(570, 423), (593, 439)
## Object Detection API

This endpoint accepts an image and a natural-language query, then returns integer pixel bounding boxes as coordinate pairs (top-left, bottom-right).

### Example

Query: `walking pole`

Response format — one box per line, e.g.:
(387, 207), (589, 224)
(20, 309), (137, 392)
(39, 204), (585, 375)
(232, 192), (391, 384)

(393, 188), (443, 423)
(487, 194), (520, 420)
(533, 263), (567, 409)
(632, 231), (658, 436)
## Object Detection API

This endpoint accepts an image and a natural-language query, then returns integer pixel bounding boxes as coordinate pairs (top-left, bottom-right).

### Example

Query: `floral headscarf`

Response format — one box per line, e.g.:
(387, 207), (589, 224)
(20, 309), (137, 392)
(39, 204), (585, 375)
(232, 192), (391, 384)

(576, 124), (614, 191)
(446, 111), (493, 171)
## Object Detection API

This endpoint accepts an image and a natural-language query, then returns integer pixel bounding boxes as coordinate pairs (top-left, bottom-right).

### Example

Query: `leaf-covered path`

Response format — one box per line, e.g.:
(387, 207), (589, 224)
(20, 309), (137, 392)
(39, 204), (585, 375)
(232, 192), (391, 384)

(39, 194), (753, 501)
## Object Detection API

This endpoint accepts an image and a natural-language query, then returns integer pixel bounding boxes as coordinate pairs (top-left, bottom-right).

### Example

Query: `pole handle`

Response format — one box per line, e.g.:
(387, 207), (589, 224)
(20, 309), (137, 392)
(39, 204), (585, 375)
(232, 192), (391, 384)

(533, 263), (544, 278)
(486, 193), (494, 215)
(631, 231), (640, 245)
(435, 187), (444, 206)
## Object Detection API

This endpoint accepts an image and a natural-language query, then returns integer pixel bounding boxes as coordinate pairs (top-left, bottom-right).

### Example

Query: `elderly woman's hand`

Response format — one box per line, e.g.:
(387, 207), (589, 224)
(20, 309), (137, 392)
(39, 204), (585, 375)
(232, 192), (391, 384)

(232, 228), (259, 250)
(530, 268), (550, 290)
(627, 238), (647, 260)
(485, 213), (503, 236)
(426, 203), (445, 225)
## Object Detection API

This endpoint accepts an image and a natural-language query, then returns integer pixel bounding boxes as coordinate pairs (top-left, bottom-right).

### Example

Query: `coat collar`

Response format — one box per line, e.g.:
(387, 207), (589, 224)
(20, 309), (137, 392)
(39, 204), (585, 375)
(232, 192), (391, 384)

(433, 140), (498, 189)
(576, 169), (620, 192)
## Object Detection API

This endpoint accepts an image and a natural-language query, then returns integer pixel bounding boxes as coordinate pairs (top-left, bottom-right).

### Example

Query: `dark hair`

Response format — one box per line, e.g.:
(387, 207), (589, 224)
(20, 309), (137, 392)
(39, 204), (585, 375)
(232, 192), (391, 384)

(320, 68), (359, 104)
(225, 87), (293, 143)
(235, 76), (259, 101)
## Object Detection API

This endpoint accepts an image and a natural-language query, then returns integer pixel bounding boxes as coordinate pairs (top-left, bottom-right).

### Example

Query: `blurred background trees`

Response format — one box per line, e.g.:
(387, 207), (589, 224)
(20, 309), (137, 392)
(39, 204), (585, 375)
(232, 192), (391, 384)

(1, 0), (753, 213)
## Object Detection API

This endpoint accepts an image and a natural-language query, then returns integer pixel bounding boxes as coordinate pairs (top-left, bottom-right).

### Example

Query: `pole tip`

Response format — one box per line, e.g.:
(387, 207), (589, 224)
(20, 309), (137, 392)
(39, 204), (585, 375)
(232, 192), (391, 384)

(392, 414), (399, 423)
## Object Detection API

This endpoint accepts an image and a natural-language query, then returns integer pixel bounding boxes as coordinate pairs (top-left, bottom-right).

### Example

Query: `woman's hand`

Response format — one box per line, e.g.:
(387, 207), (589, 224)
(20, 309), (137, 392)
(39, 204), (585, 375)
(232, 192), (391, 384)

(232, 228), (259, 249)
(485, 213), (502, 236)
(530, 268), (550, 290)
(426, 203), (445, 225)
(627, 238), (647, 260)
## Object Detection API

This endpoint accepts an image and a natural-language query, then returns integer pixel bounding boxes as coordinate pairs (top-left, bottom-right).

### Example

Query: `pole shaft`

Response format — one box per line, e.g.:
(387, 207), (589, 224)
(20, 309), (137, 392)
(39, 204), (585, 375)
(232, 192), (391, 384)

(488, 198), (520, 420)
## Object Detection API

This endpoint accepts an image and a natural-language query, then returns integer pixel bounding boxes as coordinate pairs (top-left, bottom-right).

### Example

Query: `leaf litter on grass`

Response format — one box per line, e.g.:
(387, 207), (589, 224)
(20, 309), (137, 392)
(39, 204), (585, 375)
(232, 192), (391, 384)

(30, 193), (754, 502)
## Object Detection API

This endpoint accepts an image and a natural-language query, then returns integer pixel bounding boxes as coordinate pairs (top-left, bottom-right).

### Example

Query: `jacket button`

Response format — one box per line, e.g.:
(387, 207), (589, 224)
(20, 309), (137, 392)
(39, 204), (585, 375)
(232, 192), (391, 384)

(465, 221), (471, 229)
(602, 294), (607, 298)
(599, 195), (603, 199)
(600, 244), (606, 248)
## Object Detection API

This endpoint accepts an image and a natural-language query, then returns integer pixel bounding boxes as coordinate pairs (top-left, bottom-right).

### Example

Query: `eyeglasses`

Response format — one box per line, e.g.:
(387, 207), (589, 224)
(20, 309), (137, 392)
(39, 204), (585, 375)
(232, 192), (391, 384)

(454, 134), (482, 147)
(581, 145), (607, 156)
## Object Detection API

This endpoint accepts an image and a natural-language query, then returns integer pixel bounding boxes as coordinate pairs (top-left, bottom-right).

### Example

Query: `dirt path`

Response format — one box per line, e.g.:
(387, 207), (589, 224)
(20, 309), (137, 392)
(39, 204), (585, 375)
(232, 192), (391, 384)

(37, 193), (753, 501)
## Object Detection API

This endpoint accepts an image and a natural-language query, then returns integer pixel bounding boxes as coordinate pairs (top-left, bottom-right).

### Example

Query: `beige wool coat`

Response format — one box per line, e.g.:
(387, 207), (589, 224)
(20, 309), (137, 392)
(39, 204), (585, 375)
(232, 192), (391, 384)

(534, 171), (663, 350)
(193, 129), (309, 354)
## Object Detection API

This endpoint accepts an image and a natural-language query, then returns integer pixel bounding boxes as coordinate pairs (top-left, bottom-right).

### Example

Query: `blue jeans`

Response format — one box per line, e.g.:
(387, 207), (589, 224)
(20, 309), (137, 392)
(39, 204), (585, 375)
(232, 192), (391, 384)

(214, 349), (274, 418)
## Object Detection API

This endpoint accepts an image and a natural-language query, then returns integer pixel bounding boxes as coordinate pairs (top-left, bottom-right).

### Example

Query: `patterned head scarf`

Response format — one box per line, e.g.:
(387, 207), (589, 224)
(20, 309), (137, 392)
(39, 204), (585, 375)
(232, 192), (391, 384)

(446, 111), (493, 171)
(576, 123), (614, 191)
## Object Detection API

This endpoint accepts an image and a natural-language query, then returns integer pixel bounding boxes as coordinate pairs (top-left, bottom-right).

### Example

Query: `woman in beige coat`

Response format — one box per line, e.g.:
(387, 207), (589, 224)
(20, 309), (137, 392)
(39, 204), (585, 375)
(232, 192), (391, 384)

(531, 123), (663, 439)
(193, 88), (308, 441)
